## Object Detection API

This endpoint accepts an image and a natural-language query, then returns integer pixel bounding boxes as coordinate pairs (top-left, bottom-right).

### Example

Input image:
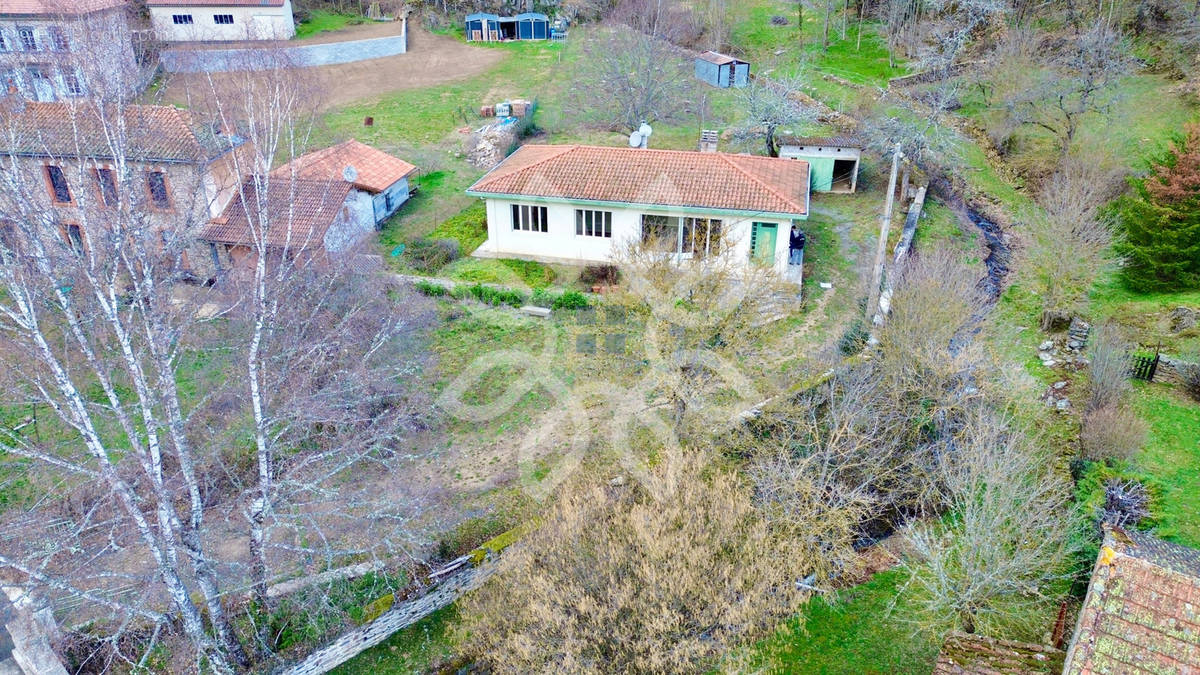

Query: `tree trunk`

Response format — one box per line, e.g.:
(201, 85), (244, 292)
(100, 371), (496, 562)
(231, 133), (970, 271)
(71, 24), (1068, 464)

(823, 0), (832, 51)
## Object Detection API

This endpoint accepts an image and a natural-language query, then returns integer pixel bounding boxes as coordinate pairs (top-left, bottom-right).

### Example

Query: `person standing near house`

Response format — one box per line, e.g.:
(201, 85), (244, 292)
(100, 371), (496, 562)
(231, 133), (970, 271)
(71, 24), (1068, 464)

(789, 227), (805, 266)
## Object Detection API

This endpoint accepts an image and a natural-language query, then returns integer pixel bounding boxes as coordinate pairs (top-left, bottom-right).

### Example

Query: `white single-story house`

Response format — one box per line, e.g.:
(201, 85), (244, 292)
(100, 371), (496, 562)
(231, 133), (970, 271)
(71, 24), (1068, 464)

(271, 139), (418, 228)
(465, 144), (810, 282)
(147, 0), (296, 42)
(778, 136), (861, 193)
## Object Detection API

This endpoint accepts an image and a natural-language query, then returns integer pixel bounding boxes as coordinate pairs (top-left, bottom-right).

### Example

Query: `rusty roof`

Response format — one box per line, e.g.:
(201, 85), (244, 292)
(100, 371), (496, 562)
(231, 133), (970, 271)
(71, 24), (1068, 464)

(467, 144), (809, 218)
(933, 633), (1064, 675)
(697, 51), (743, 66)
(0, 0), (126, 15)
(1064, 527), (1200, 674)
(202, 177), (352, 251)
(0, 101), (239, 163)
(272, 140), (416, 194)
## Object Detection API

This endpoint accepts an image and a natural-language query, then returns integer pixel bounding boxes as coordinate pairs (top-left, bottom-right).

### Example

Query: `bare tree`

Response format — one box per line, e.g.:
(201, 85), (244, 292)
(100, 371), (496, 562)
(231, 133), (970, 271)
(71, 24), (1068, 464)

(732, 74), (818, 157)
(1008, 21), (1136, 157)
(571, 27), (697, 133)
(901, 409), (1079, 638)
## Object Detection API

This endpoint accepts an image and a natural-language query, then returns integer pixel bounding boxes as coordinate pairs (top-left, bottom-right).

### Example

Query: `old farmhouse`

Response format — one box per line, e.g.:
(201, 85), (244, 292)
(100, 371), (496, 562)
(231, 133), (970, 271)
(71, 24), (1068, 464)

(202, 141), (416, 270)
(0, 0), (144, 102)
(148, 0), (296, 42)
(779, 136), (861, 193)
(0, 101), (251, 274)
(466, 144), (810, 282)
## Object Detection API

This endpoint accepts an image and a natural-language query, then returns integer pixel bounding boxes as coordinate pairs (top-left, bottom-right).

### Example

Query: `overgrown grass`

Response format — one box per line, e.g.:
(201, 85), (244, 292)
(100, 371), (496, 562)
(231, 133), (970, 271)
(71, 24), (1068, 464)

(1130, 383), (1200, 547)
(294, 10), (363, 40)
(749, 570), (939, 674)
(427, 202), (488, 256)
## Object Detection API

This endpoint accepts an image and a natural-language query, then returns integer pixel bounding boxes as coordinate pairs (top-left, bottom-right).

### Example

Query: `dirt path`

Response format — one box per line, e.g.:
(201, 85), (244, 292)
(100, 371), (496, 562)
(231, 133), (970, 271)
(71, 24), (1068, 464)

(159, 27), (508, 110)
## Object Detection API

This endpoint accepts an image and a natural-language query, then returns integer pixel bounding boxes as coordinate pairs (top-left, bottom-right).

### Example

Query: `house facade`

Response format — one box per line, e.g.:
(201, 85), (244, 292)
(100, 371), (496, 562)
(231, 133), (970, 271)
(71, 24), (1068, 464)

(148, 0), (296, 42)
(0, 0), (145, 102)
(0, 101), (251, 276)
(466, 145), (810, 282)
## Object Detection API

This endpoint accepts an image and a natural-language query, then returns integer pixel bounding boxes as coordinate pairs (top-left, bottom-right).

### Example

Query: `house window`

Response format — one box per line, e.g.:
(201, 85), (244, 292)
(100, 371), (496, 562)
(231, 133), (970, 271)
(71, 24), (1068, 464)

(18, 27), (36, 51)
(172, 15), (194, 25)
(48, 27), (67, 51)
(63, 68), (83, 96)
(94, 168), (118, 207)
(65, 223), (83, 254)
(213, 14), (234, 24)
(641, 214), (680, 253)
(45, 165), (71, 203)
(146, 171), (170, 209)
(511, 204), (547, 232)
(575, 209), (612, 238)
(685, 217), (722, 257)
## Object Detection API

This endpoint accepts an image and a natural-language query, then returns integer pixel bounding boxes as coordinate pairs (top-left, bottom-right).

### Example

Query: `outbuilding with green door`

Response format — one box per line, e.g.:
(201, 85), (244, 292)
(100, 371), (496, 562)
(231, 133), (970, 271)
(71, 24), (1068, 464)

(778, 136), (861, 193)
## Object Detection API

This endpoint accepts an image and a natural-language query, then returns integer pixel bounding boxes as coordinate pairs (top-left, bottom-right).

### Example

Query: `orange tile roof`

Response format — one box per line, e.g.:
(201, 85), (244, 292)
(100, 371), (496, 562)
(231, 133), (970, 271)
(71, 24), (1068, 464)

(272, 140), (416, 194)
(0, 101), (236, 163)
(1, 0), (126, 15)
(1064, 527), (1200, 674)
(467, 144), (809, 218)
(201, 177), (352, 251)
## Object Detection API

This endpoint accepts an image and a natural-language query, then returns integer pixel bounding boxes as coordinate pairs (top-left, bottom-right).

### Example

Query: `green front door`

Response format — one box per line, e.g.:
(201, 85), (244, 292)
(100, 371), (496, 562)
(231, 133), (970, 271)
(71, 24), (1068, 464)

(751, 222), (777, 265)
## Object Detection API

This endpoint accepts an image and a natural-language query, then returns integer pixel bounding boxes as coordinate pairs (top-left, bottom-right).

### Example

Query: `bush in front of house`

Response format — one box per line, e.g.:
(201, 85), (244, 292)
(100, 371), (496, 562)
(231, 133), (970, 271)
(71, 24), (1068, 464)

(414, 280), (449, 297)
(452, 283), (527, 308)
(1080, 404), (1147, 463)
(552, 290), (590, 310)
(580, 264), (620, 287)
(838, 318), (870, 355)
(406, 238), (460, 273)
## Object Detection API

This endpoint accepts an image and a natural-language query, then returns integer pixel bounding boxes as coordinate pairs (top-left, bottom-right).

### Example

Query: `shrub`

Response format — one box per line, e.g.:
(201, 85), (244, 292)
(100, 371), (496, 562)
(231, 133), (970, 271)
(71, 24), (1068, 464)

(552, 290), (589, 310)
(1080, 404), (1147, 463)
(1099, 479), (1152, 528)
(414, 280), (449, 297)
(580, 264), (620, 287)
(1087, 324), (1131, 413)
(838, 319), (870, 355)
(461, 283), (527, 308)
(406, 238), (459, 273)
(530, 288), (557, 308)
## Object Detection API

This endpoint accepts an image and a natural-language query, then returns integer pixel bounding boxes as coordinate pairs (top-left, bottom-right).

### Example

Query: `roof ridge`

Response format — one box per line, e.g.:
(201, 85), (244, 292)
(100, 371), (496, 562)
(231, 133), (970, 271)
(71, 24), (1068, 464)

(718, 153), (806, 214)
(477, 143), (578, 186)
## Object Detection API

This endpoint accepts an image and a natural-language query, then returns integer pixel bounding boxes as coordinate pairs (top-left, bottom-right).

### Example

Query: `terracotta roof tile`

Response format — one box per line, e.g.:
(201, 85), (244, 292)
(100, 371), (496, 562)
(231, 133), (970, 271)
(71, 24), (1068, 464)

(0, 0), (126, 15)
(272, 140), (416, 194)
(1064, 527), (1200, 675)
(0, 101), (237, 163)
(201, 177), (352, 251)
(467, 144), (809, 217)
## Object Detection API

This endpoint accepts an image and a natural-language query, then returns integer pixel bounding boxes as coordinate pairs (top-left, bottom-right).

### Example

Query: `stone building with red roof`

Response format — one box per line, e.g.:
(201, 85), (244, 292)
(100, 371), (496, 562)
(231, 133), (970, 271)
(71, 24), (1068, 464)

(0, 0), (145, 102)
(465, 144), (811, 282)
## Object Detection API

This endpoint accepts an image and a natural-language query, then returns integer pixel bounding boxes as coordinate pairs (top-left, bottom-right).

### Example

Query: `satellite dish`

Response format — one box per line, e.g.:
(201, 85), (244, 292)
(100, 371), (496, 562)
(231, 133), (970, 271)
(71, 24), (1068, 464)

(342, 165), (358, 183)
(628, 131), (643, 148)
(638, 122), (653, 139)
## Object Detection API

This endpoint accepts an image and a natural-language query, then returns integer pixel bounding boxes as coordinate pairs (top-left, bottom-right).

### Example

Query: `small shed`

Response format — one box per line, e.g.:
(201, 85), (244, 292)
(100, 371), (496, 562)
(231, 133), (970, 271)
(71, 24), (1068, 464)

(515, 12), (550, 40)
(778, 136), (861, 193)
(695, 51), (750, 88)
(465, 13), (500, 41)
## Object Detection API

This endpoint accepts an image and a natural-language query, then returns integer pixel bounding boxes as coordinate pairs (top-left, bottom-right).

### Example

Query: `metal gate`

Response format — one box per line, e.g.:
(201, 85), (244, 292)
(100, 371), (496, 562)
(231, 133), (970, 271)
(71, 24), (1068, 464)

(1130, 353), (1160, 381)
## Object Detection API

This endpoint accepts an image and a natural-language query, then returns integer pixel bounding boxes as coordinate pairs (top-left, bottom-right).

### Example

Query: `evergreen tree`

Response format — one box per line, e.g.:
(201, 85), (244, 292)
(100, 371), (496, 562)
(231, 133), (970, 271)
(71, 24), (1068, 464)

(1116, 123), (1200, 292)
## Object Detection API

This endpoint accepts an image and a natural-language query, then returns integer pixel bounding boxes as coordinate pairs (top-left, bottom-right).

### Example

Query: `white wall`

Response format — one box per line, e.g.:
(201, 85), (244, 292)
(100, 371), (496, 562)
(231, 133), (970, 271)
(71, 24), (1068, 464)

(324, 189), (375, 254)
(150, 1), (295, 42)
(479, 198), (800, 275)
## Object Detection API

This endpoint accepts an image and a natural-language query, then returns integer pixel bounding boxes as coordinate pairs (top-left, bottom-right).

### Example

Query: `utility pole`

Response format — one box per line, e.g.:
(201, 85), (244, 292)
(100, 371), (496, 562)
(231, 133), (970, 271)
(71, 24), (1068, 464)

(866, 143), (903, 322)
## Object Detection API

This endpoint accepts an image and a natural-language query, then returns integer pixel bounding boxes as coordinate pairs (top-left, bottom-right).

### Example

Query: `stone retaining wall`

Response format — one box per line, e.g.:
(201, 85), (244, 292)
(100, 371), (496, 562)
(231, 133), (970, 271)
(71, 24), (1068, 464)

(161, 19), (407, 73)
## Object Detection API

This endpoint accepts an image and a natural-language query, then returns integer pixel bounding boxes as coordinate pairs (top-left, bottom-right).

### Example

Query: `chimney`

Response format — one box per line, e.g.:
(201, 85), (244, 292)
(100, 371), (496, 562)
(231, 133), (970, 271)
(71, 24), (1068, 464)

(698, 130), (719, 153)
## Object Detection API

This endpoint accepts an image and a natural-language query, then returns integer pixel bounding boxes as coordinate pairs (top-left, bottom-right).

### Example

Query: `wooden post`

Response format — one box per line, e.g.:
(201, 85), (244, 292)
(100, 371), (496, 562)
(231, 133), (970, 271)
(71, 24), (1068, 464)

(866, 144), (903, 321)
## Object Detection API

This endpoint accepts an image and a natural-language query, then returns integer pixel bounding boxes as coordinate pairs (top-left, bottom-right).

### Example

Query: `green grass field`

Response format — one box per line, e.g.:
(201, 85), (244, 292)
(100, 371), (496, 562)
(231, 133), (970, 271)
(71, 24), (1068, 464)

(294, 11), (363, 40)
(1132, 383), (1200, 547)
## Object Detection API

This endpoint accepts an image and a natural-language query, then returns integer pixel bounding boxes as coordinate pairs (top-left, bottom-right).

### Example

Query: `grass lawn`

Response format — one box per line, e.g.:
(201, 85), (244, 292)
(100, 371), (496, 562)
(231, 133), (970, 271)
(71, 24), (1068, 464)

(1131, 383), (1200, 547)
(294, 10), (362, 40)
(329, 606), (458, 675)
(749, 570), (939, 674)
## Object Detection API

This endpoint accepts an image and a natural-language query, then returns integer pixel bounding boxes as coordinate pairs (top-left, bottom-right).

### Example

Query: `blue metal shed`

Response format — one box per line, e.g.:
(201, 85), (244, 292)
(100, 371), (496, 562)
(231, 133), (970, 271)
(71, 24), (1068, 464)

(515, 12), (550, 40)
(695, 51), (750, 88)
(465, 13), (500, 41)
